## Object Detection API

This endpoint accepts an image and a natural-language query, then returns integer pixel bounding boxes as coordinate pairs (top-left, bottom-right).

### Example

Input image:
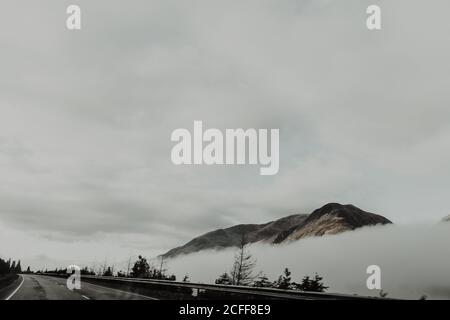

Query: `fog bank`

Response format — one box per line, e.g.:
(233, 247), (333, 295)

(167, 224), (450, 299)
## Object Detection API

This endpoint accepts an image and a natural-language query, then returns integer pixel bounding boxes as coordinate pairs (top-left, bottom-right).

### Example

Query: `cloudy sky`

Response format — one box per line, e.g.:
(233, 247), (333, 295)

(1, 0), (450, 269)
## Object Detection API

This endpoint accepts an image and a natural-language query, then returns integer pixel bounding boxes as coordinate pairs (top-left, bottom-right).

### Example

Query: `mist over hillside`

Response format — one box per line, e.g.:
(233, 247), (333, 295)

(163, 203), (392, 258)
(166, 223), (450, 299)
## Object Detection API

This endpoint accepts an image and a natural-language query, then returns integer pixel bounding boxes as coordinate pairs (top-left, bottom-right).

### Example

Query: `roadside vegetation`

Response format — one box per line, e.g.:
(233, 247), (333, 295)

(0, 256), (30, 290)
(39, 255), (177, 281)
(31, 237), (327, 293)
(214, 234), (329, 293)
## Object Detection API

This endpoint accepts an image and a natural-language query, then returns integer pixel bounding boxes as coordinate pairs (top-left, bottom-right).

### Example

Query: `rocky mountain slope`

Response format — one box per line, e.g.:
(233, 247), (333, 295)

(162, 203), (392, 258)
(273, 203), (392, 243)
(162, 214), (308, 258)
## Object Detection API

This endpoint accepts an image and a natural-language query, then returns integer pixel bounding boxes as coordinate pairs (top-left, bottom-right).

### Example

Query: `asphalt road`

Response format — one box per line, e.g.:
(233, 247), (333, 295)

(5, 274), (157, 300)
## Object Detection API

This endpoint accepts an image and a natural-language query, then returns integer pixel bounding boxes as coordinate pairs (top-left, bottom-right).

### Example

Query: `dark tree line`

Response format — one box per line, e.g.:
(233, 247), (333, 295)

(216, 265), (328, 293)
(96, 255), (177, 280)
(37, 266), (96, 275)
(129, 255), (176, 280)
(214, 234), (328, 293)
(264, 268), (329, 292)
(0, 257), (27, 275)
(36, 255), (177, 280)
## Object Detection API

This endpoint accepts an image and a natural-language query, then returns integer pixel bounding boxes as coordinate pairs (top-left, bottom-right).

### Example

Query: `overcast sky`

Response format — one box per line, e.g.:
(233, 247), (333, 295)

(1, 0), (450, 269)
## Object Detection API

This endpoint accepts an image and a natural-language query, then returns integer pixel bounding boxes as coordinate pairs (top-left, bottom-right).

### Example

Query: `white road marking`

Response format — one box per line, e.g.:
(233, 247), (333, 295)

(82, 295), (90, 300)
(83, 282), (158, 300)
(5, 275), (25, 300)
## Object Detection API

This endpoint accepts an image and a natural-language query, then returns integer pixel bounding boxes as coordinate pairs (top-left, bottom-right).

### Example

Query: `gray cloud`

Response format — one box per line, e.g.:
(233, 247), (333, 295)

(0, 0), (450, 266)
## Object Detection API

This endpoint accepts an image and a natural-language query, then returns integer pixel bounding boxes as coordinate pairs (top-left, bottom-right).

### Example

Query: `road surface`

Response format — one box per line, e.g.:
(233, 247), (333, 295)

(4, 274), (156, 300)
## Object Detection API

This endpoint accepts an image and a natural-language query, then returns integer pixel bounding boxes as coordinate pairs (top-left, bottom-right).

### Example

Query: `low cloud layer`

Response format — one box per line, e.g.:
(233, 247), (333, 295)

(1, 1), (450, 266)
(168, 224), (450, 300)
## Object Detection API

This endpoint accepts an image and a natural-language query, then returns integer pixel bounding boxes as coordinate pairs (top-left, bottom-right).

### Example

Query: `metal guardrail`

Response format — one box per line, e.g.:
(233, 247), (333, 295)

(41, 273), (388, 300)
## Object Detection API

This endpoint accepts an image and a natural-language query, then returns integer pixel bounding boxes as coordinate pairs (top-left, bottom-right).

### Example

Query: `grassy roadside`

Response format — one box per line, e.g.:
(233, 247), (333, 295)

(0, 274), (19, 288)
(0, 274), (20, 299)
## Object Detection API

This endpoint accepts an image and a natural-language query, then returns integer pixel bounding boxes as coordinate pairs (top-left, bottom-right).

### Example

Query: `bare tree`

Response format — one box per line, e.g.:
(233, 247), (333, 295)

(126, 256), (132, 277)
(230, 233), (257, 286)
(101, 259), (107, 276)
(158, 256), (167, 278)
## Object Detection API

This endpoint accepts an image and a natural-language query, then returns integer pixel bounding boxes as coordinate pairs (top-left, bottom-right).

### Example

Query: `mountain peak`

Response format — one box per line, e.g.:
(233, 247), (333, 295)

(162, 203), (392, 258)
(308, 203), (391, 226)
(273, 203), (392, 243)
